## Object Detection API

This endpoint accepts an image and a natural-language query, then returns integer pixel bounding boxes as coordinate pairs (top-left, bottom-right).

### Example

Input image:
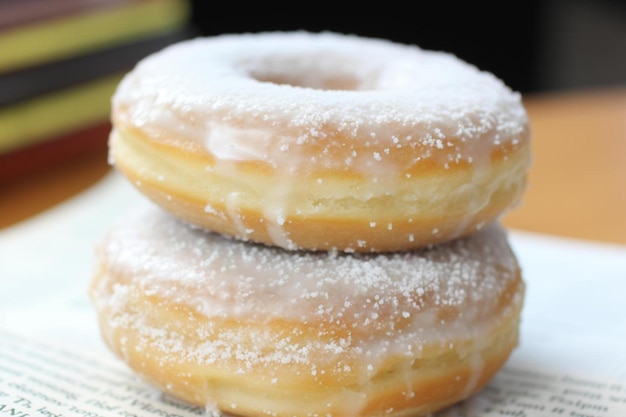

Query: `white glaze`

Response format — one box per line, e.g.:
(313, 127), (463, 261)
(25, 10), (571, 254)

(112, 31), (529, 176)
(93, 204), (523, 380)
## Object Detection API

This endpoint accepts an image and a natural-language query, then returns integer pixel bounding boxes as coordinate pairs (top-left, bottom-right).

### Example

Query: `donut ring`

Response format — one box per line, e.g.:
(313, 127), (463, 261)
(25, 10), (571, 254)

(110, 31), (531, 252)
(89, 204), (525, 417)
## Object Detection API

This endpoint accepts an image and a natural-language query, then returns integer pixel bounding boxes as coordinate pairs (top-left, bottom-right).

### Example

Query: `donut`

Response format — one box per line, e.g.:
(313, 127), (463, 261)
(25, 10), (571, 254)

(108, 31), (531, 252)
(89, 204), (525, 417)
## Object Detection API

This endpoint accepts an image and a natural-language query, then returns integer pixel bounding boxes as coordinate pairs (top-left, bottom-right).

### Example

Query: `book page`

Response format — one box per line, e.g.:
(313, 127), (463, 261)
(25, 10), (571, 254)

(2, 328), (626, 417)
(0, 329), (209, 417)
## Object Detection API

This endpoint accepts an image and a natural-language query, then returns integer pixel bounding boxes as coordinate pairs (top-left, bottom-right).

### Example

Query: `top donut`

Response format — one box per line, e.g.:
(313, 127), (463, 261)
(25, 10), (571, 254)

(109, 31), (531, 252)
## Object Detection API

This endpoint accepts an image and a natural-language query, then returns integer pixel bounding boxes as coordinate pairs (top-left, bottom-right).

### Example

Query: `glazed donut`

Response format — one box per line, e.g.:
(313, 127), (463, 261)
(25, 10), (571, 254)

(108, 31), (531, 252)
(89, 204), (525, 417)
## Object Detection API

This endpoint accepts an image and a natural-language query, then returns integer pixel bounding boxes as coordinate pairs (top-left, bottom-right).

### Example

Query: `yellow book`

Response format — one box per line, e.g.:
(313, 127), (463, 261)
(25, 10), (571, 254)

(0, 0), (190, 74)
(0, 74), (123, 154)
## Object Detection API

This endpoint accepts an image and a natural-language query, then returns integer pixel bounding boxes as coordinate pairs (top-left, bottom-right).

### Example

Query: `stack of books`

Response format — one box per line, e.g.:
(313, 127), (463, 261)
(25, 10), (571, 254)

(0, 0), (192, 182)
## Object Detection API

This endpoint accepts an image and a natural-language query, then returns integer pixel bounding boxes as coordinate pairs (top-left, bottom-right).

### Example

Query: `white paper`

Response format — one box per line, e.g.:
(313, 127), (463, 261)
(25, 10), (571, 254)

(1, 171), (626, 416)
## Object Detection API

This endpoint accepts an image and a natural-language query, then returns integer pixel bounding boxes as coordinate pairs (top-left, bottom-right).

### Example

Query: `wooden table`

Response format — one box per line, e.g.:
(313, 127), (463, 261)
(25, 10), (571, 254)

(2, 87), (626, 246)
(505, 87), (626, 245)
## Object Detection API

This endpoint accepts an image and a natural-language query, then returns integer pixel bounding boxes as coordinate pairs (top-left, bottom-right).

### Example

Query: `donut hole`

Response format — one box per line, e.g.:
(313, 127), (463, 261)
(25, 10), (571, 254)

(247, 55), (374, 91)
(253, 72), (361, 91)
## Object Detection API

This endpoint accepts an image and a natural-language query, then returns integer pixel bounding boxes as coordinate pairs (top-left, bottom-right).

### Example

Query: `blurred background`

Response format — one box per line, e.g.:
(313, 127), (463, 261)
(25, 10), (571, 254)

(190, 1), (626, 94)
(1, 0), (625, 185)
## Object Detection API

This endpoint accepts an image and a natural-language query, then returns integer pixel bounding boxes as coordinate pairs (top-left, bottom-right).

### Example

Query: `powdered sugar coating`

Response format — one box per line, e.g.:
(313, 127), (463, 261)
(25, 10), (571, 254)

(112, 31), (529, 175)
(93, 204), (523, 381)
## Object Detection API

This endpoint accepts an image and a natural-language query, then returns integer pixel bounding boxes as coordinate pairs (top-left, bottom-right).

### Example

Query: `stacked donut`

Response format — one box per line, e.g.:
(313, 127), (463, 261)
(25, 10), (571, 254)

(89, 31), (531, 417)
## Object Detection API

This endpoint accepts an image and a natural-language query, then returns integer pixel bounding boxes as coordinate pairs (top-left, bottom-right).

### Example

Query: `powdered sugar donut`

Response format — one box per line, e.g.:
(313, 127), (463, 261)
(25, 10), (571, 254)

(109, 31), (530, 252)
(90, 204), (525, 417)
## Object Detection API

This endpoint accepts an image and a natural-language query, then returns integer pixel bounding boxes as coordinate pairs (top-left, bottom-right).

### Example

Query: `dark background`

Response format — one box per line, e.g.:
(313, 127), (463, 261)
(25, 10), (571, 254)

(187, 1), (626, 95)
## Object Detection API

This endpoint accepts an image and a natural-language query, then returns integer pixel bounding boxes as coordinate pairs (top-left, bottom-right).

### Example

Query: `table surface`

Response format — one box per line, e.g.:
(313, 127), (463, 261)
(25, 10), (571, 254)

(2, 86), (626, 245)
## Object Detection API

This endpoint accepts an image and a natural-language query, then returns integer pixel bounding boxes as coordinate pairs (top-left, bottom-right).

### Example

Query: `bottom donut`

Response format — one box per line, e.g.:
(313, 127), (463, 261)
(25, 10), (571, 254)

(89, 204), (525, 417)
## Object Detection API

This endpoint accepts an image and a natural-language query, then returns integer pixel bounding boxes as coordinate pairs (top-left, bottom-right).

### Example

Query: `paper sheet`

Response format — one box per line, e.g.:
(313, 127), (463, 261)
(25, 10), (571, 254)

(1, 171), (626, 416)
